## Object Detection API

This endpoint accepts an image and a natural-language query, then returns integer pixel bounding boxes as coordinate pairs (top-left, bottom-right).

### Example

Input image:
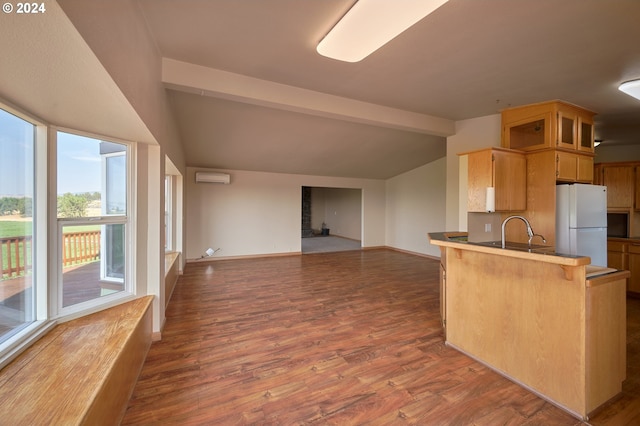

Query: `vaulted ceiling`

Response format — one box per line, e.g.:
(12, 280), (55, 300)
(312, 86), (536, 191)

(137, 0), (640, 178)
(4, 1), (640, 180)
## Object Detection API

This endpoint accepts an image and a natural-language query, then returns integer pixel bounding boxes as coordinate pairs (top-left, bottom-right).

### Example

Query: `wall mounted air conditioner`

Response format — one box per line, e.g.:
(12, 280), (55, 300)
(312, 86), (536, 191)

(195, 172), (230, 184)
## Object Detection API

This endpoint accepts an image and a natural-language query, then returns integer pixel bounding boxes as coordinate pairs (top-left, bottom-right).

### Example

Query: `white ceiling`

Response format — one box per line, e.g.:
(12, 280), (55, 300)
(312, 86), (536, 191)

(135, 0), (640, 178)
(5, 1), (640, 180)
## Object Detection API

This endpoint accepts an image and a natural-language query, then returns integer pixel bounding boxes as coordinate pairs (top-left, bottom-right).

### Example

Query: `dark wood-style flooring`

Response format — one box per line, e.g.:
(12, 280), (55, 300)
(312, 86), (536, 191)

(123, 249), (640, 425)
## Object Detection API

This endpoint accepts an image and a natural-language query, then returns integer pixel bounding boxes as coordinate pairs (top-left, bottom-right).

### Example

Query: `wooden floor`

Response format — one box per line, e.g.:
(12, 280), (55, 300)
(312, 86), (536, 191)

(123, 249), (639, 425)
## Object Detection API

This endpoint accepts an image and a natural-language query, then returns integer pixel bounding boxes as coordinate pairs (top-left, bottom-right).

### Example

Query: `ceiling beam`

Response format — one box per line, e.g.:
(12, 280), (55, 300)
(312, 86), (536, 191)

(162, 58), (454, 137)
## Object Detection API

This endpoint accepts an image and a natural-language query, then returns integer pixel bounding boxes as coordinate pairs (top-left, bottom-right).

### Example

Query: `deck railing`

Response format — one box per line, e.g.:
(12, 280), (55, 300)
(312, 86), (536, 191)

(0, 231), (101, 279)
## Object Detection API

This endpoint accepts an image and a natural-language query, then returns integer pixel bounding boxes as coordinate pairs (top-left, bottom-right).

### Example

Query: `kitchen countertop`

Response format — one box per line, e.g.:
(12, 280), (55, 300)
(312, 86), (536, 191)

(429, 232), (591, 267)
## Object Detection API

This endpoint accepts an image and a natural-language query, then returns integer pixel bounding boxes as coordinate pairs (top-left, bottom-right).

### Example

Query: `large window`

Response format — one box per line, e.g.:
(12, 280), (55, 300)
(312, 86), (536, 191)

(0, 108), (35, 343)
(165, 175), (172, 251)
(56, 132), (131, 312)
(0, 102), (144, 366)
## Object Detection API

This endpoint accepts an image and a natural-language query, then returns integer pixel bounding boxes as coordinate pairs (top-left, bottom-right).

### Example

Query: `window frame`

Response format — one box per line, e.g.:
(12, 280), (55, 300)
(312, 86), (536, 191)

(0, 101), (51, 369)
(51, 128), (137, 319)
(165, 175), (173, 252)
(0, 102), (142, 368)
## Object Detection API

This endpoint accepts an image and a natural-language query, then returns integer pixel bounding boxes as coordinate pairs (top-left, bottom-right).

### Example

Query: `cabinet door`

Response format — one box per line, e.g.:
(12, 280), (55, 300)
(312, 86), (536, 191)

(636, 166), (640, 211)
(502, 112), (552, 151)
(608, 251), (628, 271)
(576, 155), (594, 183)
(556, 151), (577, 182)
(494, 150), (527, 211)
(593, 164), (603, 185)
(467, 148), (526, 212)
(467, 150), (493, 212)
(556, 109), (577, 150)
(440, 262), (446, 335)
(577, 114), (595, 153)
(603, 166), (634, 208)
(628, 244), (640, 293)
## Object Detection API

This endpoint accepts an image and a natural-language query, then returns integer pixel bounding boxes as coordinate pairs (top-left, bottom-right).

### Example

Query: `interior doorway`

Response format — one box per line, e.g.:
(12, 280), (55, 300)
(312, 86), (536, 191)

(301, 186), (362, 253)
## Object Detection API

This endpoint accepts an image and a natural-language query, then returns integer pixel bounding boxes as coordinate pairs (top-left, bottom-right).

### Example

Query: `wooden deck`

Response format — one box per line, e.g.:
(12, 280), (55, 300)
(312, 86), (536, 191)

(122, 249), (614, 425)
(0, 261), (121, 336)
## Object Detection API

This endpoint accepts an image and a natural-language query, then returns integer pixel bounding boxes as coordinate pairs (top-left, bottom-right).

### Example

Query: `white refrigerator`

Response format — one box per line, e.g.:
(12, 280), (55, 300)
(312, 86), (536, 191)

(556, 184), (608, 267)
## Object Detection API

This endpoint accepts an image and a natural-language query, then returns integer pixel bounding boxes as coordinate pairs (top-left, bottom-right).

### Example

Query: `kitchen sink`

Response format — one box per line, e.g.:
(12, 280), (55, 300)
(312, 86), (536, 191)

(471, 240), (555, 254)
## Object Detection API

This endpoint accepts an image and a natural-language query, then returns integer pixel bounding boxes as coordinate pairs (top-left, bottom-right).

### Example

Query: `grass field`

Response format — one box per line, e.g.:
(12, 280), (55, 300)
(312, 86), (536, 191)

(0, 221), (100, 238)
(0, 220), (32, 238)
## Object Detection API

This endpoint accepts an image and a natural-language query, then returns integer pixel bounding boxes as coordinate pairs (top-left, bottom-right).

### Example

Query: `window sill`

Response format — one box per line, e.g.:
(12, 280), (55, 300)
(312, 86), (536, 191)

(0, 295), (153, 424)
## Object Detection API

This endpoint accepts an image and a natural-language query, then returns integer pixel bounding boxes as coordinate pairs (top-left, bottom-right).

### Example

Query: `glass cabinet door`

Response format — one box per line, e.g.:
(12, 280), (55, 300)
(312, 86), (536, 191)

(503, 112), (552, 151)
(556, 110), (577, 150)
(577, 116), (594, 152)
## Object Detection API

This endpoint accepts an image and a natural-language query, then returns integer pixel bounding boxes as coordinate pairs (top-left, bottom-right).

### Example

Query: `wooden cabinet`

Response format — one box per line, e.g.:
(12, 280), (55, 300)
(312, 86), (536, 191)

(439, 249), (446, 336)
(466, 147), (526, 212)
(607, 240), (629, 271)
(556, 151), (594, 183)
(608, 239), (640, 293)
(601, 165), (635, 208)
(593, 163), (603, 185)
(629, 243), (640, 293)
(636, 166), (640, 211)
(502, 100), (595, 153)
(430, 236), (628, 419)
(578, 114), (595, 152)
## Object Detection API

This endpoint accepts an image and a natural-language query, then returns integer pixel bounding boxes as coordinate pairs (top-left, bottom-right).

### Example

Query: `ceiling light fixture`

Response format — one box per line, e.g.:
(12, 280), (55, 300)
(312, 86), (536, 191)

(317, 0), (450, 62)
(619, 79), (640, 101)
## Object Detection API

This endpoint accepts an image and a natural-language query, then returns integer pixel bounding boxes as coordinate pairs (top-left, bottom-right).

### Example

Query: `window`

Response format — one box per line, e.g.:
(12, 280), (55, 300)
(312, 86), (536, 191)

(56, 131), (131, 312)
(165, 175), (172, 251)
(0, 101), (142, 366)
(0, 108), (35, 343)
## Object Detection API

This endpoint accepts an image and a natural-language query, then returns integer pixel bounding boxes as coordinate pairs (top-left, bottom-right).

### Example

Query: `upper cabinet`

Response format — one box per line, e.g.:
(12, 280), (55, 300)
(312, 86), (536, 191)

(597, 164), (636, 209)
(466, 147), (527, 212)
(556, 151), (594, 183)
(501, 100), (596, 153)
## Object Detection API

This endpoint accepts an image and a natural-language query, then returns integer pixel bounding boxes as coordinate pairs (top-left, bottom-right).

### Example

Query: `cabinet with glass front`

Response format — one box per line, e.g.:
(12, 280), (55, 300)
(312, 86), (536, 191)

(501, 100), (595, 153)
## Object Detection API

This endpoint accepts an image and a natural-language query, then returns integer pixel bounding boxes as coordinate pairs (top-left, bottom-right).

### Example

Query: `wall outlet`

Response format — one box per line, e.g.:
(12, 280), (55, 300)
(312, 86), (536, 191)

(484, 223), (491, 232)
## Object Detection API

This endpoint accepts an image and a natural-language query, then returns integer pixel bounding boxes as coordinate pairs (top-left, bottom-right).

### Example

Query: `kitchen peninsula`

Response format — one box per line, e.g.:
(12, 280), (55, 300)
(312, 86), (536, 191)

(429, 232), (628, 420)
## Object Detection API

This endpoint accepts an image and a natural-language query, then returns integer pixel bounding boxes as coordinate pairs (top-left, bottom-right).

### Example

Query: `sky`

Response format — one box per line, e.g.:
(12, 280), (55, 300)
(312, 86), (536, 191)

(0, 109), (110, 197)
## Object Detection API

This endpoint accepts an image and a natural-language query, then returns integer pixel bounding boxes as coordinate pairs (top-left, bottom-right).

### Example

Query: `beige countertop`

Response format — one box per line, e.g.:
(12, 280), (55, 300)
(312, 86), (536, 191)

(429, 232), (591, 267)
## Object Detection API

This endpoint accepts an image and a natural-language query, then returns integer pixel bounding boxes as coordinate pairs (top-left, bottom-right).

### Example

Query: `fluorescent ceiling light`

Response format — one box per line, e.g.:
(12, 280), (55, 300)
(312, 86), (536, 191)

(317, 0), (449, 62)
(619, 79), (640, 101)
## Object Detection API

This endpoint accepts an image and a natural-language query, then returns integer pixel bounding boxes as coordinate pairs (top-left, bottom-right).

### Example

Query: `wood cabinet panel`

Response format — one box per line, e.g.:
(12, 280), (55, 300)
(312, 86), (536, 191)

(577, 155), (594, 183)
(578, 114), (595, 152)
(556, 151), (577, 181)
(556, 151), (593, 183)
(603, 166), (635, 208)
(502, 101), (595, 153)
(636, 166), (640, 211)
(629, 243), (640, 293)
(557, 107), (577, 150)
(436, 240), (627, 418)
(466, 148), (526, 212)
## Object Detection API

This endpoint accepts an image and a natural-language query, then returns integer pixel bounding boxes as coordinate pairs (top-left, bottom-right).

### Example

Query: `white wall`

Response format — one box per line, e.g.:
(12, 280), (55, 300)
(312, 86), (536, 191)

(58, 0), (185, 173)
(386, 158), (447, 257)
(595, 144), (640, 163)
(318, 188), (362, 240)
(186, 115), (504, 261)
(445, 114), (501, 232)
(186, 168), (385, 260)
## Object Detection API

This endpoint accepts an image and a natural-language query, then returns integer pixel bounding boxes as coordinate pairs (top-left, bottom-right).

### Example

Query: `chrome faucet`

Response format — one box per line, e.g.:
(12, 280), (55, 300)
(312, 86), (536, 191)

(501, 215), (546, 249)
